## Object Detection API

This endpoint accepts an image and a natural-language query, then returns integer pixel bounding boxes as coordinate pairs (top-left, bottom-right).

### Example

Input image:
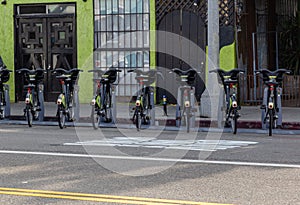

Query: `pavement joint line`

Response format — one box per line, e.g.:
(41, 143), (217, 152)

(0, 150), (300, 168)
(0, 187), (231, 205)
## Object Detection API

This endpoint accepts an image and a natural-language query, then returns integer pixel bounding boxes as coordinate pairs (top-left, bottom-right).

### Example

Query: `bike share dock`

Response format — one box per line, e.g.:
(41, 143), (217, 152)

(4, 102), (300, 131)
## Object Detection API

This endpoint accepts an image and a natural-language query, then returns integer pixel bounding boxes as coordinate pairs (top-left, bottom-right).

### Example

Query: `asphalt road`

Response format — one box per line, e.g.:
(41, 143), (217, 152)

(0, 125), (300, 205)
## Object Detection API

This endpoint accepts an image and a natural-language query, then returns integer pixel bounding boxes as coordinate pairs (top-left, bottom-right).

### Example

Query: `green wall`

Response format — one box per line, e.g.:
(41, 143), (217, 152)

(0, 0), (94, 103)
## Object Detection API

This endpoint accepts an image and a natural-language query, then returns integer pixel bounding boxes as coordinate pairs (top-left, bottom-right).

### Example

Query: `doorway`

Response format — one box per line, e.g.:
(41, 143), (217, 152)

(156, 9), (206, 104)
(14, 4), (77, 102)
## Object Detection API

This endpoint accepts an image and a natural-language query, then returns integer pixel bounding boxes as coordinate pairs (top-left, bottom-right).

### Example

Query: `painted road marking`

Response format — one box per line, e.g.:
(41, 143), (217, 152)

(64, 138), (259, 152)
(0, 187), (232, 205)
(0, 150), (300, 168)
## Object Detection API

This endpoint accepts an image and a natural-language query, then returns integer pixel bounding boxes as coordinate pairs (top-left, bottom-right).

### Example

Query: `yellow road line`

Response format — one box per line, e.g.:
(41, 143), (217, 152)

(0, 187), (233, 205)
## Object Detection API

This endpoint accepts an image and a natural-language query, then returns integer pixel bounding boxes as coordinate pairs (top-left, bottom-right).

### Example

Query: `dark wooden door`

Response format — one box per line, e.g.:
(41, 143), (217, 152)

(157, 10), (206, 104)
(15, 14), (76, 102)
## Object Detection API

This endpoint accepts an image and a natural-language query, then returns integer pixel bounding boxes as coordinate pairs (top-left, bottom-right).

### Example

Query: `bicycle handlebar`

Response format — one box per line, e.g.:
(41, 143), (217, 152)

(52, 68), (83, 75)
(88, 68), (122, 73)
(17, 68), (46, 75)
(171, 68), (198, 76)
(255, 68), (291, 82)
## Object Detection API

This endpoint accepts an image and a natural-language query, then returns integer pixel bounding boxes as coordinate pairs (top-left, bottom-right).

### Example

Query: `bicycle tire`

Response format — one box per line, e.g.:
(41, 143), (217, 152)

(143, 92), (150, 125)
(104, 90), (112, 123)
(135, 109), (142, 131)
(0, 91), (3, 119)
(91, 105), (100, 129)
(185, 107), (190, 133)
(231, 109), (237, 134)
(26, 105), (33, 127)
(58, 106), (66, 129)
(268, 109), (273, 136)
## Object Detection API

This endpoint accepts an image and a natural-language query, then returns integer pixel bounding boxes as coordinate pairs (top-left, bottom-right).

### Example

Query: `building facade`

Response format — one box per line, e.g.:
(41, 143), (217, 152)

(0, 0), (236, 104)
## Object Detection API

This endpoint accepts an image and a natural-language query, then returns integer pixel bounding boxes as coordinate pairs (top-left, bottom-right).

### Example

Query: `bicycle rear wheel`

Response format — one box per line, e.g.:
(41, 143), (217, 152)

(26, 105), (33, 127)
(58, 106), (66, 129)
(91, 105), (100, 129)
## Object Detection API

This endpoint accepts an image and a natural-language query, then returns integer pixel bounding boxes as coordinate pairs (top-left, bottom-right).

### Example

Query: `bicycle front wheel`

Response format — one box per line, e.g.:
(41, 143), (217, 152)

(135, 110), (142, 131)
(104, 91), (112, 123)
(58, 106), (66, 129)
(185, 107), (191, 133)
(231, 109), (238, 134)
(91, 105), (100, 129)
(26, 105), (33, 127)
(268, 109), (274, 136)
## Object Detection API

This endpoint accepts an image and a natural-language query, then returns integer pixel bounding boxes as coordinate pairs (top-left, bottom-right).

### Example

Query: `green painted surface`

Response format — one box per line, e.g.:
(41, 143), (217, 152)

(0, 0), (93, 103)
(150, 0), (156, 69)
(205, 42), (237, 84)
(219, 42), (237, 71)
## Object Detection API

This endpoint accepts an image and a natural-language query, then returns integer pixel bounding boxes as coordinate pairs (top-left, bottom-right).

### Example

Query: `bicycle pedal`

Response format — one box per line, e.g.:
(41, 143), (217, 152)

(260, 105), (266, 110)
(36, 108), (41, 111)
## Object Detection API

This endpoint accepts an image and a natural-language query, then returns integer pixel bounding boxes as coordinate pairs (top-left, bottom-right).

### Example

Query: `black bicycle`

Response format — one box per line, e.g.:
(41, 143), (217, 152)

(52, 68), (82, 129)
(210, 68), (244, 134)
(128, 69), (160, 131)
(0, 65), (12, 119)
(172, 68), (198, 133)
(256, 68), (291, 136)
(17, 68), (45, 127)
(89, 68), (122, 129)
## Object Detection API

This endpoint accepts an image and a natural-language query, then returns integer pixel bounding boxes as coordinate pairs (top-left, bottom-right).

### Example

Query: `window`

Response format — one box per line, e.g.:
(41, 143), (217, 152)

(94, 0), (150, 96)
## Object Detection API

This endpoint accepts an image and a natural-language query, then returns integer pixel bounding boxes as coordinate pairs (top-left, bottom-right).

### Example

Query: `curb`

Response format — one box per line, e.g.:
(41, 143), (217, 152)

(2, 115), (300, 134)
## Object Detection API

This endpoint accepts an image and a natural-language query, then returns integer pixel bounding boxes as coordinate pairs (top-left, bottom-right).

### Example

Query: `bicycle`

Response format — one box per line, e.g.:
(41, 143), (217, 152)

(210, 68), (244, 134)
(128, 69), (161, 131)
(256, 68), (291, 136)
(89, 68), (122, 129)
(0, 65), (12, 119)
(52, 68), (82, 129)
(17, 68), (45, 127)
(171, 68), (198, 133)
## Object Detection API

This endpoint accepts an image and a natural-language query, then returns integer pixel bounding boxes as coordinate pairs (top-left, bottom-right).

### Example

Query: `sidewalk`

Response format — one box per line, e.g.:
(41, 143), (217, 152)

(6, 102), (300, 130)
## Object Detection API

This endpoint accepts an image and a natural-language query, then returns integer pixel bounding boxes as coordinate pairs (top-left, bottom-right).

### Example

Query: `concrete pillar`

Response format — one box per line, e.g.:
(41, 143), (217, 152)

(200, 0), (223, 128)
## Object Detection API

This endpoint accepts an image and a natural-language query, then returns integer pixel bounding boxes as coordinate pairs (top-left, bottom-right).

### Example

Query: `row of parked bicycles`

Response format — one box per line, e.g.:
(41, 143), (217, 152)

(0, 64), (292, 136)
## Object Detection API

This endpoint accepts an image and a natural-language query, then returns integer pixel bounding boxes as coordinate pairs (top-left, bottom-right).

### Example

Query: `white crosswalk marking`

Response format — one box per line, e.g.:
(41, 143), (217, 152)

(64, 137), (258, 152)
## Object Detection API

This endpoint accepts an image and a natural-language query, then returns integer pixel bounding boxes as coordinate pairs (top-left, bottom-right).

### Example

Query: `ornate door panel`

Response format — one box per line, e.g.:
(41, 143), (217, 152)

(15, 14), (76, 102)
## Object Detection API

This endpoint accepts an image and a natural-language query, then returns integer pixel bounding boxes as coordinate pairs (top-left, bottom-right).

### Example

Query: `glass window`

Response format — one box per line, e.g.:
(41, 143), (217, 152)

(131, 0), (137, 13)
(125, 0), (130, 14)
(137, 0), (143, 13)
(112, 0), (118, 13)
(143, 0), (149, 13)
(100, 0), (106, 14)
(94, 0), (150, 95)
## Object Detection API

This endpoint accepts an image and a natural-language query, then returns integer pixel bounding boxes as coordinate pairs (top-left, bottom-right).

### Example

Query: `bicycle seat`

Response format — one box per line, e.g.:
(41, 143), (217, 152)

(172, 68), (197, 85)
(89, 68), (122, 84)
